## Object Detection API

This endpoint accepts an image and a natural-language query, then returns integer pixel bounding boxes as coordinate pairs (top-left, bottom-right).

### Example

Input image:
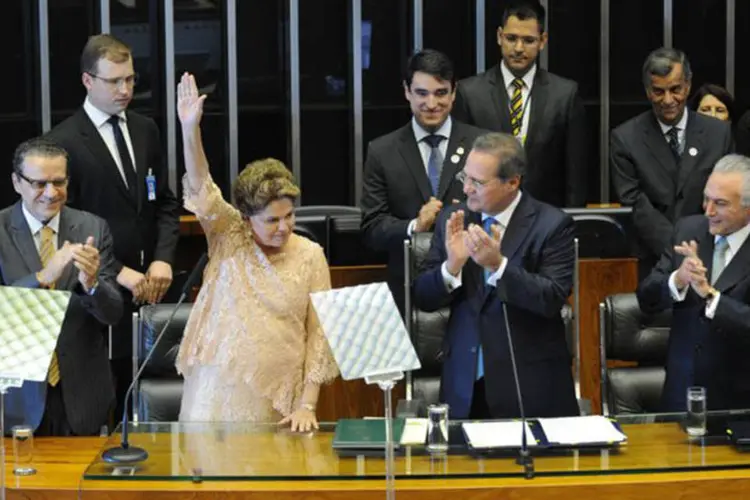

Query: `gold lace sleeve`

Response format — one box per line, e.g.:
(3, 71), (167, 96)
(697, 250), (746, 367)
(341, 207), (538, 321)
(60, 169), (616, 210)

(303, 245), (339, 385)
(182, 174), (244, 247)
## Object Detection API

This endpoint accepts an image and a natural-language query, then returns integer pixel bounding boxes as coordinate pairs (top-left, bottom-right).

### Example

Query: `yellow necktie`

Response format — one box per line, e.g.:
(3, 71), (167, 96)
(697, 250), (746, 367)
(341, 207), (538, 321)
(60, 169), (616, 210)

(39, 226), (60, 387)
(509, 78), (524, 137)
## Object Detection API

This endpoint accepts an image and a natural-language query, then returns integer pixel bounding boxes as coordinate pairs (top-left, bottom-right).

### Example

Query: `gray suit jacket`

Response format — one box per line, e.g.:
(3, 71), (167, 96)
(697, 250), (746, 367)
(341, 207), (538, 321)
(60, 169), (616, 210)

(0, 203), (122, 435)
(610, 110), (733, 276)
(454, 65), (588, 207)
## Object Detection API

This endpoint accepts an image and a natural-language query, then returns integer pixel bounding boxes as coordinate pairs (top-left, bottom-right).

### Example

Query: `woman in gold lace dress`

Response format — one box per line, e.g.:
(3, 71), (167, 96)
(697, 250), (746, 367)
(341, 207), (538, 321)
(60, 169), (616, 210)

(174, 72), (338, 431)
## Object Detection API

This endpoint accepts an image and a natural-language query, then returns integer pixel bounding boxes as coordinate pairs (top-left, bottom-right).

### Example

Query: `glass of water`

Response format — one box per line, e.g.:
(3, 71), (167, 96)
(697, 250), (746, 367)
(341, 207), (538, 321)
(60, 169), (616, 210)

(426, 403), (449, 453)
(686, 386), (707, 438)
(12, 425), (36, 476)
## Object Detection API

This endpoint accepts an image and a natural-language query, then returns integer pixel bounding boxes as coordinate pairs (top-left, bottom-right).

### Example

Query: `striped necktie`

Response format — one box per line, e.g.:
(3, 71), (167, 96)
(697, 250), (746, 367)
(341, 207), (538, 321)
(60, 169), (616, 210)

(711, 236), (729, 285)
(39, 226), (61, 387)
(509, 78), (524, 137)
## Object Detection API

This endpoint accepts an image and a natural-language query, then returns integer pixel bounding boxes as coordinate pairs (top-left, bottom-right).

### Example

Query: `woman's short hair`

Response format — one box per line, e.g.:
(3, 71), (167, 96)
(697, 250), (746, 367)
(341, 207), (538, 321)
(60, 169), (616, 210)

(232, 158), (300, 216)
(690, 83), (737, 122)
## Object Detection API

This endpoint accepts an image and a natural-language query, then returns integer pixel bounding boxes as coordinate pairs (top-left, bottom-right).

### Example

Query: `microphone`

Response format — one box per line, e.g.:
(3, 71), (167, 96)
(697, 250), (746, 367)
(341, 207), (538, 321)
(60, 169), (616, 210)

(102, 253), (208, 464)
(501, 302), (535, 480)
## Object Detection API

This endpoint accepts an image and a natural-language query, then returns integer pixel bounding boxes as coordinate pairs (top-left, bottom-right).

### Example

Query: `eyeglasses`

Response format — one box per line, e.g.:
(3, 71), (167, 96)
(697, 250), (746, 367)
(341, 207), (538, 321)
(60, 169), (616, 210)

(501, 33), (541, 46)
(456, 170), (493, 190)
(16, 171), (68, 191)
(88, 72), (139, 88)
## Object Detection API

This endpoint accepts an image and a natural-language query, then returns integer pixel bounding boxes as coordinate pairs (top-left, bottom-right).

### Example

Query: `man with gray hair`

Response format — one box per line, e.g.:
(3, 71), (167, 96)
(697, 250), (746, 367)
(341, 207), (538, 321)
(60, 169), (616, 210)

(638, 154), (750, 411)
(414, 132), (578, 419)
(611, 47), (732, 279)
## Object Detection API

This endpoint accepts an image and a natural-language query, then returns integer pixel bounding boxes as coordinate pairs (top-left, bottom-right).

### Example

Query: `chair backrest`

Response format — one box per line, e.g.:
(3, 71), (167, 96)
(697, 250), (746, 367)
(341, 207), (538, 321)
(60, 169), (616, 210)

(571, 214), (630, 258)
(600, 293), (672, 415)
(293, 215), (331, 259)
(407, 232), (448, 405)
(133, 303), (192, 421)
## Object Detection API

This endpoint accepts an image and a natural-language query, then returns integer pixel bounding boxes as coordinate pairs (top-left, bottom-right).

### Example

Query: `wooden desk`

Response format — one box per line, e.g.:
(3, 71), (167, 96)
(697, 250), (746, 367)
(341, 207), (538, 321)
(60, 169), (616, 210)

(6, 422), (750, 499)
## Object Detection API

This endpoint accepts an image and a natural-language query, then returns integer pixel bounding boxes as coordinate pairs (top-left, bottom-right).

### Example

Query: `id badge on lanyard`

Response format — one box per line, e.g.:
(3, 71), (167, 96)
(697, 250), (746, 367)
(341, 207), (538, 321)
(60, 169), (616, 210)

(146, 168), (156, 201)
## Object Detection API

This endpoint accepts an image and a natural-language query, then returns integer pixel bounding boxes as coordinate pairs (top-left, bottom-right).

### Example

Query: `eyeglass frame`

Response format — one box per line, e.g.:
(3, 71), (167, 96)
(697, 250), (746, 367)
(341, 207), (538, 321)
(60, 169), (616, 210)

(499, 33), (542, 47)
(455, 169), (496, 190)
(15, 171), (69, 191)
(87, 72), (139, 88)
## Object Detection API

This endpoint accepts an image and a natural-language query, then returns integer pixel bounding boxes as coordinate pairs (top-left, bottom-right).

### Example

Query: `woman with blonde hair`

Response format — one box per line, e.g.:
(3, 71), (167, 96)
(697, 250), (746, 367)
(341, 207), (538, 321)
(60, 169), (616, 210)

(174, 72), (338, 431)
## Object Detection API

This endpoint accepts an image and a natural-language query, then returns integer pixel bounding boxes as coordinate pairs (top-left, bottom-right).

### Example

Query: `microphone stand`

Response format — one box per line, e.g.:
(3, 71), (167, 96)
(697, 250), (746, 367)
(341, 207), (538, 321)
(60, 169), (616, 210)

(102, 253), (208, 464)
(502, 303), (535, 479)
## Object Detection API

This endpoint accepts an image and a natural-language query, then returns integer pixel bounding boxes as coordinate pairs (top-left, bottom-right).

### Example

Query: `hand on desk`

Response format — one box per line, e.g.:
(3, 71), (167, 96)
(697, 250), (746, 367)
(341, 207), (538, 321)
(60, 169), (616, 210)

(279, 408), (319, 433)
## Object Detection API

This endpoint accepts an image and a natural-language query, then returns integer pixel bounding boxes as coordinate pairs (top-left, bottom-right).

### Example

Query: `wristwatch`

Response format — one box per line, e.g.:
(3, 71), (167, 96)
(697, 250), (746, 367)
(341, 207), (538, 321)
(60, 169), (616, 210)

(87, 281), (99, 296)
(705, 287), (719, 301)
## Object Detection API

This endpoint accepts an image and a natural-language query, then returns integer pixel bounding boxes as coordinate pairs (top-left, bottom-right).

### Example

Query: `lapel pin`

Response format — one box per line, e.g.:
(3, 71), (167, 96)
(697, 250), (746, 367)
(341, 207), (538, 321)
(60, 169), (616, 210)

(689, 147), (698, 157)
(451, 154), (461, 164)
(456, 146), (465, 155)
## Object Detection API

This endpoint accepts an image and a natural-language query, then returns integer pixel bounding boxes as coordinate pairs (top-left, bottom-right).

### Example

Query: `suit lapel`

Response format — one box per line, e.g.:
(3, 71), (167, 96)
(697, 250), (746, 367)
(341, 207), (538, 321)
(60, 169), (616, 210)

(714, 235), (750, 292)
(437, 123), (470, 201)
(125, 111), (147, 211)
(76, 109), (137, 209)
(9, 203), (42, 273)
(397, 125), (432, 202)
(500, 193), (536, 262)
(676, 112), (705, 196)
(487, 66), (513, 132)
(56, 208), (79, 290)
(524, 70), (549, 151)
(642, 114), (679, 187)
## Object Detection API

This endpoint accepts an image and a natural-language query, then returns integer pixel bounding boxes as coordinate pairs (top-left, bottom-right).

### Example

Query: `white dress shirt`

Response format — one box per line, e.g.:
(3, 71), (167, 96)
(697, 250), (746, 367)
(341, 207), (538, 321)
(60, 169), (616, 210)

(83, 97), (137, 187)
(657, 109), (689, 154)
(407, 116), (454, 236)
(500, 62), (536, 143)
(441, 191), (524, 290)
(668, 222), (750, 318)
(21, 204), (61, 253)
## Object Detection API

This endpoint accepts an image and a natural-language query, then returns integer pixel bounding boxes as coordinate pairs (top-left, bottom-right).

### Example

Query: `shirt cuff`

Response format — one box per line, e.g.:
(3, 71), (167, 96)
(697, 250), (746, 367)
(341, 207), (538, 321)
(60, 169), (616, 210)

(441, 261), (462, 292)
(705, 292), (720, 319)
(668, 271), (688, 302)
(486, 257), (508, 287)
(407, 219), (417, 237)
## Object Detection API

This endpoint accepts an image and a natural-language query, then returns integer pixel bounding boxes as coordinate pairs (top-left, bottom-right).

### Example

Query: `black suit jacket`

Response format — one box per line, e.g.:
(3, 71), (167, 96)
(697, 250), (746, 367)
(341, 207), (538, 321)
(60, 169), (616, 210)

(737, 110), (750, 157)
(611, 110), (732, 277)
(0, 203), (122, 435)
(360, 120), (487, 312)
(454, 65), (588, 208)
(637, 215), (750, 411)
(46, 107), (180, 356)
(413, 194), (579, 419)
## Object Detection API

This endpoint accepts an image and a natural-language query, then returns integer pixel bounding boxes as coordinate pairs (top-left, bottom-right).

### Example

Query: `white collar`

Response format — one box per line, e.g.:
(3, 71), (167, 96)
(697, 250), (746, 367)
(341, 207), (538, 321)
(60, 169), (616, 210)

(657, 108), (689, 135)
(718, 222), (750, 255)
(500, 61), (537, 91)
(411, 115), (453, 143)
(83, 97), (127, 128)
(21, 203), (61, 235)
(483, 191), (523, 228)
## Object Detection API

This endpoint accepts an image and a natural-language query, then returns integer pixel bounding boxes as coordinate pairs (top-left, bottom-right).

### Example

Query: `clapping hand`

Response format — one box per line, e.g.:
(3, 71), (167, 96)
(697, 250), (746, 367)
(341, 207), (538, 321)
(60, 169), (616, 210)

(73, 236), (100, 292)
(674, 240), (712, 298)
(444, 210), (469, 275)
(465, 223), (503, 272)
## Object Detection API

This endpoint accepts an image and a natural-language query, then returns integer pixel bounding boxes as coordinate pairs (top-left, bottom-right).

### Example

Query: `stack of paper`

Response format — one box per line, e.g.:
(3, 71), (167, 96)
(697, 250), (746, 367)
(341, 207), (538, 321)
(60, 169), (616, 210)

(536, 415), (627, 445)
(461, 421), (539, 449)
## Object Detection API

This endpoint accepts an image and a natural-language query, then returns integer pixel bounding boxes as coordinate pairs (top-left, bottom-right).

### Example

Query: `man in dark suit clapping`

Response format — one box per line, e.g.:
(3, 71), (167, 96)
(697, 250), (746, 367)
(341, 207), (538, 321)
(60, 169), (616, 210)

(454, 0), (588, 208)
(0, 137), (122, 436)
(414, 132), (578, 419)
(360, 49), (486, 314)
(638, 155), (750, 411)
(46, 34), (180, 420)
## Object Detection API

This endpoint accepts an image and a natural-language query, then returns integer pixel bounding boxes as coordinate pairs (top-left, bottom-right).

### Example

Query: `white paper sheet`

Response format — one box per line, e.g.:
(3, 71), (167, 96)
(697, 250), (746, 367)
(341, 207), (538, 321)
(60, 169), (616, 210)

(536, 415), (627, 445)
(461, 421), (539, 449)
(400, 418), (429, 445)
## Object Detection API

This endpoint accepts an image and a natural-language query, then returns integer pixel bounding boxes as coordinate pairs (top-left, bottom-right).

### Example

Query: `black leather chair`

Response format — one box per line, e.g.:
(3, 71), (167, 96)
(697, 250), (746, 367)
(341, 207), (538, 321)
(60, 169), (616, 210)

(570, 213), (631, 259)
(132, 304), (191, 421)
(599, 293), (672, 415)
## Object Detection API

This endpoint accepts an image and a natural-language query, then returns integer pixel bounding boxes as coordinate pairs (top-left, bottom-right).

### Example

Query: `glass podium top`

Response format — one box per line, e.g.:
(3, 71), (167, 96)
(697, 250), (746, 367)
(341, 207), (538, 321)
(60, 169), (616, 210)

(82, 411), (750, 482)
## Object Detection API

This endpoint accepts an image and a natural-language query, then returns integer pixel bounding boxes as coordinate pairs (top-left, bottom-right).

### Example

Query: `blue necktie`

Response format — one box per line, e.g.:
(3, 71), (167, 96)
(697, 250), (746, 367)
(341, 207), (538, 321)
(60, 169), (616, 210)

(476, 217), (499, 380)
(423, 135), (445, 195)
(711, 236), (729, 284)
